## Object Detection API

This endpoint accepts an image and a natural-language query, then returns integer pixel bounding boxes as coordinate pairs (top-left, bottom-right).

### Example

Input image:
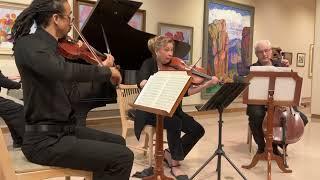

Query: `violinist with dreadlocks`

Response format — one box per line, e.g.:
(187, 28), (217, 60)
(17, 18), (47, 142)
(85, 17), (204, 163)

(11, 0), (133, 179)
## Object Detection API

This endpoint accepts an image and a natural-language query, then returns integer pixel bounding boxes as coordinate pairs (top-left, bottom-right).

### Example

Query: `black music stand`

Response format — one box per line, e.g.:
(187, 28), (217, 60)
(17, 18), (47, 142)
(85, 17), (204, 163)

(191, 83), (249, 180)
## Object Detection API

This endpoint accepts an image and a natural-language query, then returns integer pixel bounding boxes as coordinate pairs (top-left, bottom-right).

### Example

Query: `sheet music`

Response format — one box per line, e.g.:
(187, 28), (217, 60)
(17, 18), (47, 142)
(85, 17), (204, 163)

(250, 66), (291, 72)
(248, 66), (297, 101)
(134, 71), (191, 113)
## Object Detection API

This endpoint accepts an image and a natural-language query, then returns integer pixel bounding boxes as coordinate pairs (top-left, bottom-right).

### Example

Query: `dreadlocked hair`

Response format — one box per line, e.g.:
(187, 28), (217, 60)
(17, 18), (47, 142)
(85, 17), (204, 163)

(11, 0), (67, 42)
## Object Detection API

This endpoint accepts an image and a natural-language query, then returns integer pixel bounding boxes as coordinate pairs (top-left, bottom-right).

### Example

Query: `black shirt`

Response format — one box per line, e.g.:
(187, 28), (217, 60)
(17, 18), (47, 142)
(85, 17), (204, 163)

(136, 57), (158, 88)
(0, 70), (21, 92)
(13, 28), (111, 125)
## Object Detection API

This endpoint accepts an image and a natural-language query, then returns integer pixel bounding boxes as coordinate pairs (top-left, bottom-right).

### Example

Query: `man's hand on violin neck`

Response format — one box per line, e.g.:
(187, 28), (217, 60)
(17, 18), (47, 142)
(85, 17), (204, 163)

(101, 54), (115, 67)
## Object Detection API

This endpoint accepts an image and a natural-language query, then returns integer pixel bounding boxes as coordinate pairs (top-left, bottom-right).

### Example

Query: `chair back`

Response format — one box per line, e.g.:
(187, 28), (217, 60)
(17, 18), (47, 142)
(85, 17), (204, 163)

(116, 84), (141, 138)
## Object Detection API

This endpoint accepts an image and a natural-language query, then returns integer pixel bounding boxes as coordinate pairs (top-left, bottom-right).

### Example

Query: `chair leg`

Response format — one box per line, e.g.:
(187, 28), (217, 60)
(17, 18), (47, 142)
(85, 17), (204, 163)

(65, 176), (71, 180)
(147, 127), (155, 167)
(247, 124), (252, 152)
(121, 124), (128, 139)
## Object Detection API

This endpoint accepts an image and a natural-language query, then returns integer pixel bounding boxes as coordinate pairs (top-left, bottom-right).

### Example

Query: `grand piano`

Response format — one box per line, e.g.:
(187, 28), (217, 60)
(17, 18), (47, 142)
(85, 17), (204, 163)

(81, 0), (190, 70)
(75, 0), (190, 105)
(9, 0), (190, 109)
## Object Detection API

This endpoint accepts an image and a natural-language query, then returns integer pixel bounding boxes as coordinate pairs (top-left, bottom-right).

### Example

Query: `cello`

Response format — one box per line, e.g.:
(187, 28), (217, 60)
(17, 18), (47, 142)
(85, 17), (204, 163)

(262, 106), (305, 166)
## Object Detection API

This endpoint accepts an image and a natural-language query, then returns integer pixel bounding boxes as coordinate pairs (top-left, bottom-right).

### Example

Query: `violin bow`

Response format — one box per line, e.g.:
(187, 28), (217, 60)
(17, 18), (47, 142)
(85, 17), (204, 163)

(101, 24), (111, 54)
(189, 57), (211, 79)
(190, 57), (202, 69)
(72, 24), (103, 66)
(101, 24), (120, 69)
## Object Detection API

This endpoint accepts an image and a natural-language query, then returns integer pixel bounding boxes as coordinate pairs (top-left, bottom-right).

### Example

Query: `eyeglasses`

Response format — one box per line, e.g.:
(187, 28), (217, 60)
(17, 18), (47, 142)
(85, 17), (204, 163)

(59, 14), (75, 23)
(256, 48), (271, 54)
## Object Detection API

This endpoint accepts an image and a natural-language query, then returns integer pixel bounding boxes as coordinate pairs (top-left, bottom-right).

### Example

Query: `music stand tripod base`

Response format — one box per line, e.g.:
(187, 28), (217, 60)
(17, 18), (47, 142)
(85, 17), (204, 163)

(190, 83), (248, 180)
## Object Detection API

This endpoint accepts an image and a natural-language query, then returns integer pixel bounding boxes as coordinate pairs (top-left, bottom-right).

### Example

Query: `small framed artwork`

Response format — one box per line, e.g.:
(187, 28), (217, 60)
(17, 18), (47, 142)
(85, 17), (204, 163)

(128, 9), (146, 31)
(0, 2), (27, 55)
(282, 52), (293, 65)
(296, 53), (306, 67)
(158, 23), (193, 64)
(308, 44), (314, 77)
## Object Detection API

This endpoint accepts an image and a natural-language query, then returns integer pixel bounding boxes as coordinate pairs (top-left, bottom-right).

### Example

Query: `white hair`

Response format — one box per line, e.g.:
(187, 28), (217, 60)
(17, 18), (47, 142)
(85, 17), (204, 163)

(254, 40), (272, 52)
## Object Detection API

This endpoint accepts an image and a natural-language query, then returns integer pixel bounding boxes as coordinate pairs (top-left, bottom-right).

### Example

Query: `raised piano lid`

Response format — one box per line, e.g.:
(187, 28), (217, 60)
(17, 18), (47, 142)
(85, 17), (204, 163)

(81, 0), (190, 70)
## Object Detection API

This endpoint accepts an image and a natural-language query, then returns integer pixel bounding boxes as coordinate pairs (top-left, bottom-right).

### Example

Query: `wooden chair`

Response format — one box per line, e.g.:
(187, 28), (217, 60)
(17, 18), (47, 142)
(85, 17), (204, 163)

(0, 128), (92, 180)
(117, 84), (155, 166)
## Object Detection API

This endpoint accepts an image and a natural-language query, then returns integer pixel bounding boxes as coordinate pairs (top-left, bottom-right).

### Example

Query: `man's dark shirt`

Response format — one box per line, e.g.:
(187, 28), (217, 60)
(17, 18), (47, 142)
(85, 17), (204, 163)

(0, 70), (21, 92)
(13, 28), (111, 125)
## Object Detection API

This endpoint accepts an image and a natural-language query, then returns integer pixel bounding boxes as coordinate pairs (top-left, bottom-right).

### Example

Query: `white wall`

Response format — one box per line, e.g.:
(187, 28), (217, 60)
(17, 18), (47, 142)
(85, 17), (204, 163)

(136, 0), (315, 105)
(0, 0), (316, 106)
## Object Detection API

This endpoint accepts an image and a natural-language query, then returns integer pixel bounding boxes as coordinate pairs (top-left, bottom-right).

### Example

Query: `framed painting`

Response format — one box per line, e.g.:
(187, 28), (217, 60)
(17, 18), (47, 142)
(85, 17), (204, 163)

(73, 0), (95, 31)
(0, 2), (27, 55)
(128, 9), (146, 31)
(158, 23), (193, 64)
(296, 53), (306, 67)
(74, 0), (146, 32)
(308, 44), (314, 77)
(202, 0), (255, 99)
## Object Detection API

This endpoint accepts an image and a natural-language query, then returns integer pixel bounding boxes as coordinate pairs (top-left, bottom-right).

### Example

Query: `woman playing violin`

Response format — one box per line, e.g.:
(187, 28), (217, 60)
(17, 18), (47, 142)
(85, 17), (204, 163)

(134, 36), (219, 179)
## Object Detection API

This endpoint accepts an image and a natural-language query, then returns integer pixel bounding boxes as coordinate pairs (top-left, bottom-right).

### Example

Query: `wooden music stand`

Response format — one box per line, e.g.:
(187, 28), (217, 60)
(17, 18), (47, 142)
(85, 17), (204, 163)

(131, 71), (192, 180)
(242, 70), (302, 180)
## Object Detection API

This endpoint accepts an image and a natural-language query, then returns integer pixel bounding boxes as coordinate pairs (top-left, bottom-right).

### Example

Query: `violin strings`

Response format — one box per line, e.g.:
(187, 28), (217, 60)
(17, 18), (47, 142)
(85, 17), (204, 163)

(72, 24), (103, 66)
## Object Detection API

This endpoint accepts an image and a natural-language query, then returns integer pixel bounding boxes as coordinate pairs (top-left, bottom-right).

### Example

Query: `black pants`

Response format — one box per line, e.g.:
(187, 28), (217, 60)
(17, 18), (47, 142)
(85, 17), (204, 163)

(136, 109), (205, 161)
(0, 97), (24, 144)
(22, 126), (134, 180)
(247, 105), (266, 151)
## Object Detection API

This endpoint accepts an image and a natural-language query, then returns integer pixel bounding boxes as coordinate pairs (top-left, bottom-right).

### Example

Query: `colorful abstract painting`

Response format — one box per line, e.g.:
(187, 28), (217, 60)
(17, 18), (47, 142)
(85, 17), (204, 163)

(202, 0), (254, 98)
(0, 5), (23, 53)
(158, 23), (193, 64)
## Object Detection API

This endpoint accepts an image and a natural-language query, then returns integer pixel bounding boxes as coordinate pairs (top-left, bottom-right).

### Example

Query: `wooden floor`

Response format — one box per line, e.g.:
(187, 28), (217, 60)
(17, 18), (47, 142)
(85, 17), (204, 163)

(3, 107), (320, 180)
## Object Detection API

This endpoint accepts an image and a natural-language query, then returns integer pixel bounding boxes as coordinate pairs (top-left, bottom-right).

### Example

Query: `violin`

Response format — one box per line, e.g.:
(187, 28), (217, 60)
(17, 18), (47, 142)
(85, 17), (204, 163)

(58, 37), (109, 65)
(58, 24), (119, 68)
(58, 24), (121, 85)
(160, 57), (213, 85)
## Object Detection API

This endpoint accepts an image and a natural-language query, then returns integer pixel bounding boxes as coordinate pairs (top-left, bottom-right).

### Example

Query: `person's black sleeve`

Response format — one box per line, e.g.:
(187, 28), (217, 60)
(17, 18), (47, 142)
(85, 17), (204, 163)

(0, 71), (21, 89)
(15, 39), (111, 83)
(136, 59), (153, 88)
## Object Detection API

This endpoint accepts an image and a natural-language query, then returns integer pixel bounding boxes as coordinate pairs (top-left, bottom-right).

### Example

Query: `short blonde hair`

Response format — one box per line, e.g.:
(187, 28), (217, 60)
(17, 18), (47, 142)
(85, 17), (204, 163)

(147, 36), (174, 56)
